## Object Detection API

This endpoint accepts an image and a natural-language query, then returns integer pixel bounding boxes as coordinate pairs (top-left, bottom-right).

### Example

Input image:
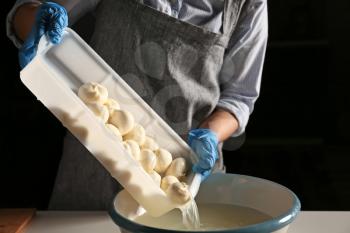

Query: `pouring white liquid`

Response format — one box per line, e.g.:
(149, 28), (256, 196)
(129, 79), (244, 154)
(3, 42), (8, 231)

(179, 198), (200, 229)
(135, 203), (271, 231)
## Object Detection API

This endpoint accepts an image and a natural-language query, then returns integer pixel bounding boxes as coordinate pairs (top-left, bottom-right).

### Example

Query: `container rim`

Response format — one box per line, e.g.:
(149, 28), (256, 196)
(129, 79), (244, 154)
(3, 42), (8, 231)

(108, 173), (301, 233)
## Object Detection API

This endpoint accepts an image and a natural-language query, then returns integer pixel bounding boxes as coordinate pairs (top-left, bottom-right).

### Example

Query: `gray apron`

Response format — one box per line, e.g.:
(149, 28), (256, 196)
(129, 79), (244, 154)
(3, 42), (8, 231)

(49, 0), (245, 210)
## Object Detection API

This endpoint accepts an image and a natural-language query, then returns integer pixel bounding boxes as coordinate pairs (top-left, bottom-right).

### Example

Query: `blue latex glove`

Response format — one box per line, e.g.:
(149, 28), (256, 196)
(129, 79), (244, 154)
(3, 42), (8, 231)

(19, 2), (68, 68)
(188, 128), (219, 180)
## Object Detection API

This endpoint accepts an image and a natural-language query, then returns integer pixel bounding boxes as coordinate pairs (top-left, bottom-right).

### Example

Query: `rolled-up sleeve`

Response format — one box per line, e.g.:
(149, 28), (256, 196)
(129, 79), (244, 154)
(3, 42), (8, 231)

(6, 0), (100, 48)
(216, 0), (268, 136)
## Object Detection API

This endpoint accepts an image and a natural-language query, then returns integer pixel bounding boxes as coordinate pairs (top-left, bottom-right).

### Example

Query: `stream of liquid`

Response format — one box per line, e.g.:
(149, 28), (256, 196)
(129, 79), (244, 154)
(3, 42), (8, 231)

(179, 198), (200, 229)
(135, 202), (272, 231)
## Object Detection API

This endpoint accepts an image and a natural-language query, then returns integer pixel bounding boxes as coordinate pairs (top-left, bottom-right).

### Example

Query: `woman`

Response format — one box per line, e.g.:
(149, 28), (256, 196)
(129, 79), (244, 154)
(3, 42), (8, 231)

(7, 0), (268, 210)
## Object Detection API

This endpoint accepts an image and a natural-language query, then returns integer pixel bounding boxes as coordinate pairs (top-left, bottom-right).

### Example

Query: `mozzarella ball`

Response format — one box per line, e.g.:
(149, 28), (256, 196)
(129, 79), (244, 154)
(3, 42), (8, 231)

(165, 157), (187, 179)
(105, 124), (122, 141)
(86, 102), (109, 123)
(139, 149), (157, 173)
(154, 148), (173, 173)
(78, 82), (108, 104)
(148, 171), (161, 186)
(123, 140), (141, 160)
(123, 124), (146, 145)
(161, 175), (179, 191)
(167, 181), (191, 204)
(141, 136), (159, 151)
(104, 98), (120, 113)
(109, 109), (135, 135)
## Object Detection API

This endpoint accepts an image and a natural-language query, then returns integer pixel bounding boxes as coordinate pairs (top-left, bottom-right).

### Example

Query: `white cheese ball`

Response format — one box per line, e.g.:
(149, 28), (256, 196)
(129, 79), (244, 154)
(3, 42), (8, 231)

(86, 102), (109, 123)
(123, 140), (141, 160)
(139, 149), (157, 173)
(167, 181), (191, 204)
(141, 136), (159, 151)
(105, 124), (122, 141)
(165, 157), (187, 179)
(148, 171), (161, 186)
(161, 175), (179, 191)
(123, 124), (146, 145)
(109, 109), (135, 135)
(104, 98), (120, 113)
(154, 148), (173, 173)
(78, 82), (108, 104)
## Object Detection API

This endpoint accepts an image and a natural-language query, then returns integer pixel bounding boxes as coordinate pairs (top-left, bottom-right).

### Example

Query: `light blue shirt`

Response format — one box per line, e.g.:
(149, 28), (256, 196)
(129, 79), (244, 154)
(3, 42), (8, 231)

(7, 0), (268, 136)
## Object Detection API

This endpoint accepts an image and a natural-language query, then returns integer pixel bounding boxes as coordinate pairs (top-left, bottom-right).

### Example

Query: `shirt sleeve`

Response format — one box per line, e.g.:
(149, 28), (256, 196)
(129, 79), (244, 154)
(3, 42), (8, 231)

(216, 0), (268, 137)
(6, 0), (100, 48)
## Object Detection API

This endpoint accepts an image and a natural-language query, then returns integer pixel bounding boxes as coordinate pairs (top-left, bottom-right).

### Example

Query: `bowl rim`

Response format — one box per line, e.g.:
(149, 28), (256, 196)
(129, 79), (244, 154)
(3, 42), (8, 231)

(108, 173), (301, 233)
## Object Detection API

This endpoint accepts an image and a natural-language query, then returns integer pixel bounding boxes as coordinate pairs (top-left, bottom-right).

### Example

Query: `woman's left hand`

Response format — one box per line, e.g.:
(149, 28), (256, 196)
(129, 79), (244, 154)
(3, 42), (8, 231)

(188, 128), (219, 180)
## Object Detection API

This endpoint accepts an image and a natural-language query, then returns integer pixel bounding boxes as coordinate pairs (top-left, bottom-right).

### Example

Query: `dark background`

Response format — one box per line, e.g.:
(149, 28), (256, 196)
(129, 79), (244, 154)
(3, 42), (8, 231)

(1, 0), (349, 210)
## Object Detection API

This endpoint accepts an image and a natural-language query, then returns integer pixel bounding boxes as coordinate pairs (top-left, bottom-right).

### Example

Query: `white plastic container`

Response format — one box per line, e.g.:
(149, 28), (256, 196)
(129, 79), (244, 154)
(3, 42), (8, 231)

(20, 28), (201, 217)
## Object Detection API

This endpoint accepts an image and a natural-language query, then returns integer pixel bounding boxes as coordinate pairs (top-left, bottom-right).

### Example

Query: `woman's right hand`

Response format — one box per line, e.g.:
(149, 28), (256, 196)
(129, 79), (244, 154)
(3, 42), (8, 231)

(17, 2), (68, 68)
